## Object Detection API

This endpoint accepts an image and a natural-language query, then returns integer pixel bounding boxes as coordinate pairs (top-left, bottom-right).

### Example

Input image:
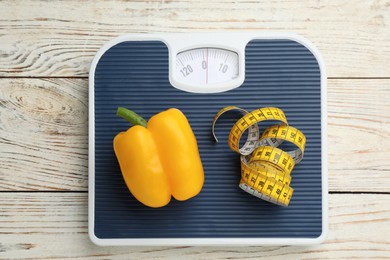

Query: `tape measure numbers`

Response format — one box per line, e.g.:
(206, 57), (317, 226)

(212, 106), (306, 206)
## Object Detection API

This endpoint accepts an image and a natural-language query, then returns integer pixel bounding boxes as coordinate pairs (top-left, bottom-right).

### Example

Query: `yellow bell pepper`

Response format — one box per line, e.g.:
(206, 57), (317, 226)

(113, 107), (204, 208)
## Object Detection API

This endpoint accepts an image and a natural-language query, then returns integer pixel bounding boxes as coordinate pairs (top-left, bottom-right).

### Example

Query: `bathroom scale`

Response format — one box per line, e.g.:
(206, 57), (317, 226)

(88, 33), (328, 246)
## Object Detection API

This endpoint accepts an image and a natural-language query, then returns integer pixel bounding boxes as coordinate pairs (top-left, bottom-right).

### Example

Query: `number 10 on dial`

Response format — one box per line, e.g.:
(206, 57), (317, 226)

(175, 48), (239, 87)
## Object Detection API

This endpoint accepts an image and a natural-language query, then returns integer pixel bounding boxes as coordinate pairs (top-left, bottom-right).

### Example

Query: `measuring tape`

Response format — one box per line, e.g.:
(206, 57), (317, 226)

(212, 106), (306, 206)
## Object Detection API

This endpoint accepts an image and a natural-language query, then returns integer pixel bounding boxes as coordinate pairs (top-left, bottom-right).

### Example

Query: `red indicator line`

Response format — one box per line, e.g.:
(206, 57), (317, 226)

(206, 48), (208, 84)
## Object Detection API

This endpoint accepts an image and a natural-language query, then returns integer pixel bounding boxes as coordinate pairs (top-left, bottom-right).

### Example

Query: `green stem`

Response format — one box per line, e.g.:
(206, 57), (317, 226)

(116, 107), (147, 127)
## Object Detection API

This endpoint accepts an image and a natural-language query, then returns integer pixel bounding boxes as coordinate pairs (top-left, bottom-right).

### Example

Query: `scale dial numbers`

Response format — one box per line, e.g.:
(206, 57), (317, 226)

(175, 48), (239, 87)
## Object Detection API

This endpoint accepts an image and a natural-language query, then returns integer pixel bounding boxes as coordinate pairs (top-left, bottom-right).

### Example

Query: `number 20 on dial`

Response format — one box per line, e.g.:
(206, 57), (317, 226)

(175, 48), (239, 87)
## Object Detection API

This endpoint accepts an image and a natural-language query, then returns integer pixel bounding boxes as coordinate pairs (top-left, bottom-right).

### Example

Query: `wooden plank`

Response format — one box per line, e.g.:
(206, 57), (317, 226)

(0, 193), (389, 259)
(0, 0), (389, 78)
(0, 78), (88, 190)
(328, 79), (390, 192)
(0, 78), (389, 192)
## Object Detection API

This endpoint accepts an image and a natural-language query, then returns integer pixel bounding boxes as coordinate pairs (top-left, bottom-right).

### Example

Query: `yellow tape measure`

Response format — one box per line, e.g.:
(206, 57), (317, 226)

(212, 106), (306, 206)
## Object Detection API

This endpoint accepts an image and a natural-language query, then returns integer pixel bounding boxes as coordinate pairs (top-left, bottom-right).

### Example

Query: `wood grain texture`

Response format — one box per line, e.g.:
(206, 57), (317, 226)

(1, 78), (389, 192)
(1, 0), (390, 77)
(0, 78), (88, 190)
(1, 1), (389, 259)
(0, 193), (388, 259)
(328, 79), (390, 192)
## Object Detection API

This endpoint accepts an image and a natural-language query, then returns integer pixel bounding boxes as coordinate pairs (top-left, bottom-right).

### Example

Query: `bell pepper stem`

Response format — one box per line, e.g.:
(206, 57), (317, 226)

(116, 107), (147, 127)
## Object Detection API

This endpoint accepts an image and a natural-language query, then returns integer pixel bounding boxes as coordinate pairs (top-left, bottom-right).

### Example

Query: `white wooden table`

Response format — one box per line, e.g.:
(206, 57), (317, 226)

(1, 1), (389, 259)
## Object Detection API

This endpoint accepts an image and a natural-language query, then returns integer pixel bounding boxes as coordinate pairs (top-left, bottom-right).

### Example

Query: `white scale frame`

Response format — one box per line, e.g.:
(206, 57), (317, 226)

(89, 32), (328, 246)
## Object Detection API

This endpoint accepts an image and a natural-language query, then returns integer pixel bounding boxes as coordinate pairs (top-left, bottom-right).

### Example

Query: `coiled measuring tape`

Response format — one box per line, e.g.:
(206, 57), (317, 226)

(212, 106), (306, 206)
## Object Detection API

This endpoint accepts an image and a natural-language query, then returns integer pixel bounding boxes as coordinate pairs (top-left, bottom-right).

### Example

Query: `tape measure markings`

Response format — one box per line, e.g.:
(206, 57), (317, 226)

(240, 155), (291, 186)
(212, 106), (306, 207)
(246, 162), (292, 185)
(259, 125), (306, 164)
(227, 107), (288, 155)
(211, 106), (249, 143)
(249, 146), (295, 176)
(240, 155), (294, 205)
